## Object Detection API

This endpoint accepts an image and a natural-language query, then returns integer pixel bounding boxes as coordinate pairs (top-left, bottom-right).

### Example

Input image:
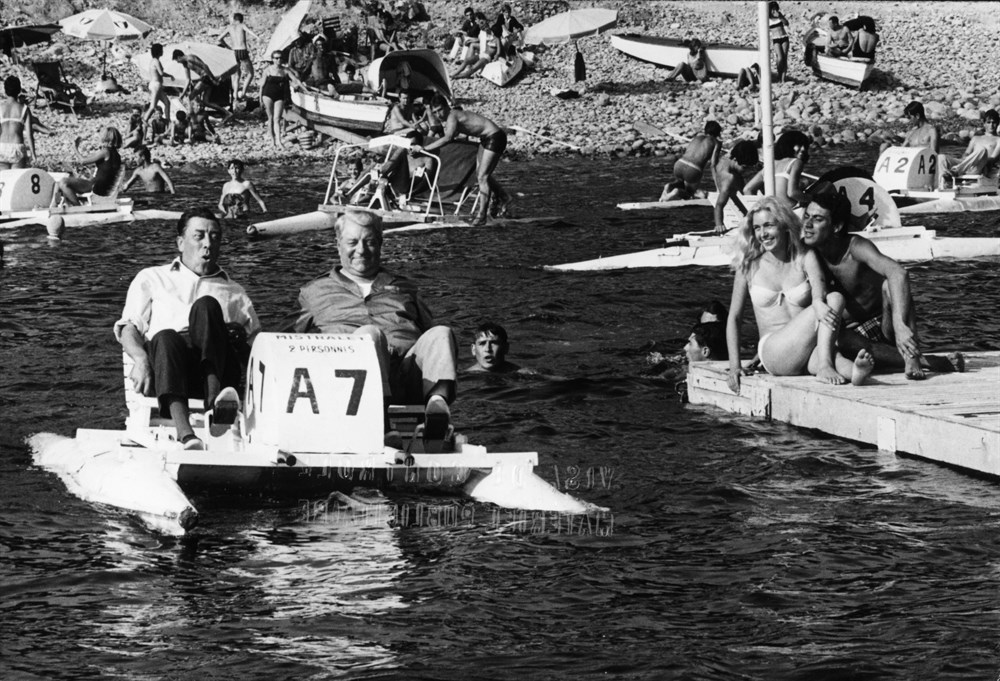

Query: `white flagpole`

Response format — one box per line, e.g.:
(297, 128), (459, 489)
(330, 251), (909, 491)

(758, 2), (775, 196)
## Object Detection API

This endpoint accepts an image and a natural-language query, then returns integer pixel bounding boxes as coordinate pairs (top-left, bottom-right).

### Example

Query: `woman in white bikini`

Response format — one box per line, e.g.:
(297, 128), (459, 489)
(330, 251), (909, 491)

(0, 76), (35, 170)
(768, 2), (789, 82)
(725, 196), (873, 394)
(143, 43), (172, 124)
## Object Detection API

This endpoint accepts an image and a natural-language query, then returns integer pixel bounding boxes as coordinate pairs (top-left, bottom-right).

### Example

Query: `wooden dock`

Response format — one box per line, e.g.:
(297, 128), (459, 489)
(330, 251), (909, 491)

(687, 352), (1000, 477)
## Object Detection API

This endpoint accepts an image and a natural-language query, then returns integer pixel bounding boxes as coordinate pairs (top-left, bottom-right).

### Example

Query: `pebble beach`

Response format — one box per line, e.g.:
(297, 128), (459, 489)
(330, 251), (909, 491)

(7, 0), (1000, 170)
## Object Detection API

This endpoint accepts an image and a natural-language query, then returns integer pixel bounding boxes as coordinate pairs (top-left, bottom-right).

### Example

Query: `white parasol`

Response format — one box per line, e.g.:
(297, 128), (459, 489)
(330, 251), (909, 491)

(264, 0), (311, 58)
(59, 8), (153, 78)
(523, 8), (617, 46)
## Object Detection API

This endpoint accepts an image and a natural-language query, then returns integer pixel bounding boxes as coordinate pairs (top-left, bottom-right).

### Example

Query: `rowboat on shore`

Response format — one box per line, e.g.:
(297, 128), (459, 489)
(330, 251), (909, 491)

(610, 33), (757, 78)
(288, 49), (452, 143)
(249, 134), (558, 237)
(480, 51), (525, 87)
(874, 145), (1000, 214)
(29, 333), (601, 536)
(547, 176), (1000, 271)
(802, 27), (874, 90)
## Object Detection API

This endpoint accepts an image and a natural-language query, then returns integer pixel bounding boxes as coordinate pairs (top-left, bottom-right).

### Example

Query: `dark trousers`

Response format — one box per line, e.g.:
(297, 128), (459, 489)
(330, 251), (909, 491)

(147, 296), (246, 417)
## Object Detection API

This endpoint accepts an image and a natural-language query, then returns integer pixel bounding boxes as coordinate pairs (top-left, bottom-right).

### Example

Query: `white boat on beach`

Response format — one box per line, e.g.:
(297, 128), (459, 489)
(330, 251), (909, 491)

(29, 333), (601, 536)
(803, 27), (874, 90)
(610, 33), (757, 78)
(874, 145), (1000, 215)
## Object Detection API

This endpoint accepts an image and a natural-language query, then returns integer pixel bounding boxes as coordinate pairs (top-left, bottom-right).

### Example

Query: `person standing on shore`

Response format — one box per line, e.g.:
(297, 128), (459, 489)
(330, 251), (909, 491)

(259, 51), (299, 149)
(0, 76), (34, 169)
(659, 120), (722, 201)
(216, 12), (260, 100)
(143, 43), (172, 124)
(411, 95), (512, 226)
(768, 2), (789, 82)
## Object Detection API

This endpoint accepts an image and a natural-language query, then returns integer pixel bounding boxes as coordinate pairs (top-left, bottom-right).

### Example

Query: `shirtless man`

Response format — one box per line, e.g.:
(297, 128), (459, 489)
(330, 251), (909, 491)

(711, 140), (758, 234)
(412, 95), (511, 226)
(825, 16), (851, 57)
(217, 13), (260, 100)
(884, 100), (940, 154)
(801, 192), (961, 379)
(659, 120), (722, 202)
(939, 109), (1000, 188)
(173, 50), (217, 103)
(465, 322), (523, 374)
(123, 146), (175, 194)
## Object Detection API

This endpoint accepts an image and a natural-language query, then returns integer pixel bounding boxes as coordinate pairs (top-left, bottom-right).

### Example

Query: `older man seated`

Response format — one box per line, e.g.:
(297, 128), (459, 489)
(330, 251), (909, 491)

(294, 210), (457, 437)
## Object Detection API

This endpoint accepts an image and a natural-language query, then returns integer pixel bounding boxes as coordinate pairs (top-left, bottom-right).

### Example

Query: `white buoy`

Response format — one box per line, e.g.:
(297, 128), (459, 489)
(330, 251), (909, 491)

(46, 215), (65, 240)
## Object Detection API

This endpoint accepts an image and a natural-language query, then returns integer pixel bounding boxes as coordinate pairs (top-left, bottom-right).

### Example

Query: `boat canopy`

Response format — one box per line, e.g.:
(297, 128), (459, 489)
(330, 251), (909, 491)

(366, 49), (452, 100)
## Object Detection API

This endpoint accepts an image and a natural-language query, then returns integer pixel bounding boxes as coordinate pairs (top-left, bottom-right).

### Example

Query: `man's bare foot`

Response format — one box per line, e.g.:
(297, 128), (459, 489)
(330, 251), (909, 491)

(904, 355), (926, 380)
(816, 365), (847, 385)
(852, 349), (875, 386)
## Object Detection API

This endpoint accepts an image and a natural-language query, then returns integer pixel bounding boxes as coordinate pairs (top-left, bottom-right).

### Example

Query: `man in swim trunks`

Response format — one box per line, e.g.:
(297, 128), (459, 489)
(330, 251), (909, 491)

(216, 12), (260, 100)
(801, 192), (961, 379)
(412, 95), (512, 226)
(712, 140), (759, 234)
(116, 207), (260, 450)
(938, 109), (1000, 188)
(659, 120), (722, 202)
(294, 209), (458, 438)
(123, 146), (175, 194)
(173, 50), (218, 103)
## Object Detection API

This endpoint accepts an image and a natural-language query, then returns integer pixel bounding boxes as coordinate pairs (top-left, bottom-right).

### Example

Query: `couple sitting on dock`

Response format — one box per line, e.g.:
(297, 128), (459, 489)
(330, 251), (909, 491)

(725, 192), (961, 395)
(117, 208), (458, 450)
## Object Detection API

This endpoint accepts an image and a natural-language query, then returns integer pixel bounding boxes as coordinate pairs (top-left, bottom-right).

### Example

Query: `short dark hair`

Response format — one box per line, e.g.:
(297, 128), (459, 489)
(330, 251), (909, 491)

(136, 146), (151, 162)
(691, 322), (728, 360)
(704, 120), (722, 137)
(228, 158), (245, 174)
(4, 75), (21, 98)
(702, 300), (728, 321)
(774, 130), (811, 159)
(982, 109), (1000, 128)
(176, 207), (220, 236)
(807, 190), (851, 230)
(429, 93), (450, 110)
(474, 322), (508, 344)
(731, 140), (759, 167)
(903, 101), (925, 119)
(464, 6), (474, 15)
(233, 12), (244, 22)
(151, 43), (163, 58)
(172, 49), (184, 60)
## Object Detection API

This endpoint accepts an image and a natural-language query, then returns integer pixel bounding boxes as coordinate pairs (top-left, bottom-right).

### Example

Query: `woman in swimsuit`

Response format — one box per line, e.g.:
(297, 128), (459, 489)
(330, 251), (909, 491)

(768, 2), (789, 82)
(725, 196), (872, 395)
(665, 39), (708, 83)
(218, 159), (266, 218)
(143, 43), (172, 124)
(743, 130), (811, 209)
(0, 76), (35, 170)
(259, 51), (298, 148)
(50, 126), (123, 206)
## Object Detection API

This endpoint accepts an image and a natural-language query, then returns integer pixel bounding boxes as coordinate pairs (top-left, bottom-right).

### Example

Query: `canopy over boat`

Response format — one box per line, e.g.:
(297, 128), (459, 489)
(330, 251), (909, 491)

(365, 49), (452, 100)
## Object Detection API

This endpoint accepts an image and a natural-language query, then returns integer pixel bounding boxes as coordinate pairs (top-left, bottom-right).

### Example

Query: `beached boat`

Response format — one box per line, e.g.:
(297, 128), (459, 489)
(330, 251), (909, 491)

(29, 333), (601, 535)
(249, 135), (557, 237)
(610, 33), (757, 78)
(802, 27), (873, 89)
(480, 51), (525, 86)
(288, 49), (452, 141)
(874, 145), (1000, 214)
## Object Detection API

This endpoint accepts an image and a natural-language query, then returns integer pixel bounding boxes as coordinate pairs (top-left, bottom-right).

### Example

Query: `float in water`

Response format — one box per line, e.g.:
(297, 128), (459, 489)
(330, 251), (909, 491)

(29, 333), (603, 535)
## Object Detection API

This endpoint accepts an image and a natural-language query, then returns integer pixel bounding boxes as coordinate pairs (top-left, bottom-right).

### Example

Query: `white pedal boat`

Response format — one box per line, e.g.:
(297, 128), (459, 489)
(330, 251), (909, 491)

(30, 333), (602, 535)
(874, 146), (1000, 215)
(0, 167), (138, 231)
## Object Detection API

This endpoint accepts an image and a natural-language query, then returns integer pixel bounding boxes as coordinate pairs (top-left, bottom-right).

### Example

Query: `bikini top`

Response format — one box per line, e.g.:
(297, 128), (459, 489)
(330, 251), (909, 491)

(749, 278), (811, 309)
(0, 107), (28, 125)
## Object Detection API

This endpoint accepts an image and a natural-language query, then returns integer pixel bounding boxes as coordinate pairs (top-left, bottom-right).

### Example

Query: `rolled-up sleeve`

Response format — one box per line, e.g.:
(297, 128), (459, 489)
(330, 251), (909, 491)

(113, 272), (152, 342)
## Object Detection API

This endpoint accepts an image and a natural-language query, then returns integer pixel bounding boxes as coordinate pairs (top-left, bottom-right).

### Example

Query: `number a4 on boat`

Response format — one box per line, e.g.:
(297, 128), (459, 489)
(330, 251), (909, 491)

(245, 333), (385, 453)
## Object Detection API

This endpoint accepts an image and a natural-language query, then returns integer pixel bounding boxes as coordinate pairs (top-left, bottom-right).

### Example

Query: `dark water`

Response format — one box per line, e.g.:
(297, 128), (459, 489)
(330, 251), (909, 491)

(2, 148), (1000, 680)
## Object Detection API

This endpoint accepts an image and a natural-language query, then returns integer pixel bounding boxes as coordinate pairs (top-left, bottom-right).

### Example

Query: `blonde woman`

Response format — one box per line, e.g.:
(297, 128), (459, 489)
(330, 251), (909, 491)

(725, 196), (872, 394)
(51, 126), (123, 205)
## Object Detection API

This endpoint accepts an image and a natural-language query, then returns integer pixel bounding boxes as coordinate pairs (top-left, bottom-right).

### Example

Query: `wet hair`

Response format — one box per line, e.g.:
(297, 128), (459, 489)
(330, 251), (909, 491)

(336, 209), (384, 241)
(730, 140), (759, 167)
(773, 130), (811, 159)
(172, 49), (185, 60)
(690, 322), (728, 360)
(101, 126), (123, 149)
(233, 12), (244, 22)
(733, 196), (803, 274)
(4, 75), (21, 98)
(151, 43), (163, 58)
(807, 190), (851, 231)
(176, 207), (220, 237)
(704, 120), (722, 137)
(136, 146), (152, 163)
(701, 300), (728, 322)
(474, 322), (509, 344)
(228, 158), (245, 174)
(903, 101), (925, 119)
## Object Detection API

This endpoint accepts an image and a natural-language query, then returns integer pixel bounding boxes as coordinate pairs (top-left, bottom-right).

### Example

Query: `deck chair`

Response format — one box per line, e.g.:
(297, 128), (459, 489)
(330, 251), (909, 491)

(32, 61), (87, 115)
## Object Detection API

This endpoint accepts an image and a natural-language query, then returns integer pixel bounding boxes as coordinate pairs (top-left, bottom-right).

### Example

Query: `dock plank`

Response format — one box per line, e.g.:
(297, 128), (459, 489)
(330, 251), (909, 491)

(687, 352), (1000, 477)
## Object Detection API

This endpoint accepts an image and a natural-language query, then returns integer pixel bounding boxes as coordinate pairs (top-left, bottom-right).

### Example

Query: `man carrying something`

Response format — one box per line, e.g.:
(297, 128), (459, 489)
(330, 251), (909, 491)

(801, 192), (962, 380)
(294, 210), (458, 439)
(115, 208), (260, 450)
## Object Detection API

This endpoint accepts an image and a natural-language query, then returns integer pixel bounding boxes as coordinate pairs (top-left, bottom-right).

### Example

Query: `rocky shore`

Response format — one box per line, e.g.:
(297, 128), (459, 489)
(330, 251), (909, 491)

(7, 1), (1000, 169)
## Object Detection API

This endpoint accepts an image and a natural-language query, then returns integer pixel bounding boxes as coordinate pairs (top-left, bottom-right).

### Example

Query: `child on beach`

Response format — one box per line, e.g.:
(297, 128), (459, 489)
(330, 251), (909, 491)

(145, 107), (169, 145)
(123, 107), (145, 150)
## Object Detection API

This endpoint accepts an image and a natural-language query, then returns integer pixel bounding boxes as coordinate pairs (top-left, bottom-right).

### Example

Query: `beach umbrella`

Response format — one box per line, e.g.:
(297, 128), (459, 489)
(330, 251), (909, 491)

(132, 41), (238, 89)
(0, 23), (61, 63)
(59, 9), (153, 78)
(265, 0), (311, 58)
(523, 8), (617, 47)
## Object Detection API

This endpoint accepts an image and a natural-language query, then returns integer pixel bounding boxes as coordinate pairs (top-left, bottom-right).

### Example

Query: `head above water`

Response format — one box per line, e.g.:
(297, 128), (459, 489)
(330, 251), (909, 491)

(700, 300), (728, 323)
(336, 210), (384, 278)
(686, 322), (728, 363)
(228, 158), (245, 175)
(136, 146), (152, 163)
(471, 321), (511, 371)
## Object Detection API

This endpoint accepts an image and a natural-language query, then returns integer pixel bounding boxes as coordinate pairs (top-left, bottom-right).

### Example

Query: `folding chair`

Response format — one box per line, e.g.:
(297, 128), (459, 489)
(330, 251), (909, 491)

(31, 61), (87, 115)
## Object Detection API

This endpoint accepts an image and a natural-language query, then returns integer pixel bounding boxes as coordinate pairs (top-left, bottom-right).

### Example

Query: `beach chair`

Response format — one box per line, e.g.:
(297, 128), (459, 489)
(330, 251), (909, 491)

(31, 61), (87, 115)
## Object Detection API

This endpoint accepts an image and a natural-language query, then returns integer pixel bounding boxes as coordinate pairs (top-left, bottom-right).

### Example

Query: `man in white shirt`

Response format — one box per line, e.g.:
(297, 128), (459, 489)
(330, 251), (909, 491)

(115, 207), (260, 449)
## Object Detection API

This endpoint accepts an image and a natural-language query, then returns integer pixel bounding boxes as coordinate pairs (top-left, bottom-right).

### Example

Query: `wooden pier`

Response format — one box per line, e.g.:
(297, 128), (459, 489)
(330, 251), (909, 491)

(687, 352), (1000, 477)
